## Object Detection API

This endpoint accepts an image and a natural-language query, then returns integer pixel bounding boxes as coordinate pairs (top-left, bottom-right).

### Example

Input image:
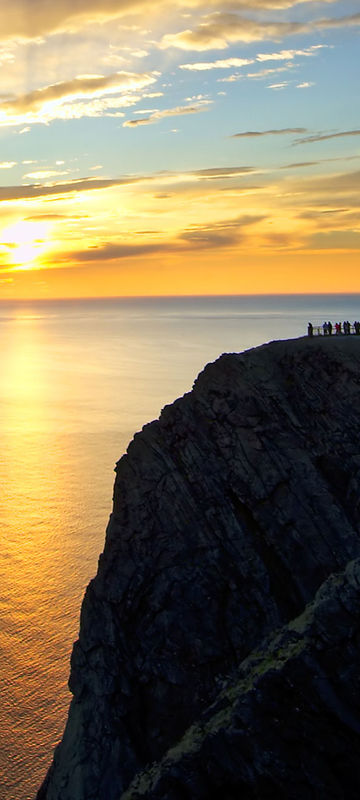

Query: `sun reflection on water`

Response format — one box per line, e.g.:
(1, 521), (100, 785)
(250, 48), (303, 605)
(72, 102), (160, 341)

(0, 311), (124, 800)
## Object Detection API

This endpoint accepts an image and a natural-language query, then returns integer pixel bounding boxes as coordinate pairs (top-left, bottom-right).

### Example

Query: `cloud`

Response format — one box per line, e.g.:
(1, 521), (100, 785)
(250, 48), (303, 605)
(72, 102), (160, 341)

(124, 116), (152, 127)
(160, 14), (309, 51)
(25, 213), (84, 220)
(256, 45), (328, 61)
(123, 101), (211, 127)
(58, 213), (266, 266)
(307, 171), (360, 194)
(284, 170), (360, 208)
(160, 11), (360, 53)
(180, 213), (265, 246)
(280, 161), (319, 169)
(0, 176), (146, 201)
(0, 163), (257, 204)
(62, 241), (173, 262)
(216, 45), (326, 82)
(0, 0), (147, 41)
(308, 230), (360, 250)
(0, 0), (342, 43)
(314, 12), (360, 32)
(267, 82), (288, 89)
(279, 154), (360, 170)
(190, 166), (255, 178)
(0, 161), (16, 168)
(23, 169), (69, 179)
(243, 65), (294, 80)
(0, 71), (158, 127)
(296, 82), (314, 88)
(231, 127), (307, 138)
(294, 129), (360, 145)
(206, 0), (337, 6)
(179, 57), (254, 71)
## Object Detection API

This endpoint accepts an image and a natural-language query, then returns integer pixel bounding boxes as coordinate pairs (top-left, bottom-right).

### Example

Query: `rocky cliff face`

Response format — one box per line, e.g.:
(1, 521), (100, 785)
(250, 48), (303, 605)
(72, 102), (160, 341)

(37, 336), (360, 800)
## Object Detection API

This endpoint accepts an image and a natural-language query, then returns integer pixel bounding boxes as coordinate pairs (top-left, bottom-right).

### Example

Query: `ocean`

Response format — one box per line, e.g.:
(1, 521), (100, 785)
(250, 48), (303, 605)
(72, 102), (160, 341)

(1, 294), (360, 799)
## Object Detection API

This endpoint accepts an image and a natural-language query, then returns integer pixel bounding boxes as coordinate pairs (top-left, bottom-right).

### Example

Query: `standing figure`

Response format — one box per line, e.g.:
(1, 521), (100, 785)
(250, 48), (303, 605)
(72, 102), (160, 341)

(308, 322), (313, 337)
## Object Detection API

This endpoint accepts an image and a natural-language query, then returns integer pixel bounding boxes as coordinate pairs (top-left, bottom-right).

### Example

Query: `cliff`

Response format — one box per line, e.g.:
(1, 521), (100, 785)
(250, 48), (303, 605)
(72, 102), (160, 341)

(37, 335), (360, 799)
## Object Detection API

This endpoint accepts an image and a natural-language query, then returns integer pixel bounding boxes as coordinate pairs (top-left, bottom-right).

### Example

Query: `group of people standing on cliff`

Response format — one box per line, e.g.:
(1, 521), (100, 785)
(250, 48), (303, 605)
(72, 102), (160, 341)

(307, 321), (360, 337)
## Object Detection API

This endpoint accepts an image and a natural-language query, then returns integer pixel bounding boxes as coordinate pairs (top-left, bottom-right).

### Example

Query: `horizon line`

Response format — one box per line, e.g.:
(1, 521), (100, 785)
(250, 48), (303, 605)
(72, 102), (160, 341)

(2, 291), (360, 302)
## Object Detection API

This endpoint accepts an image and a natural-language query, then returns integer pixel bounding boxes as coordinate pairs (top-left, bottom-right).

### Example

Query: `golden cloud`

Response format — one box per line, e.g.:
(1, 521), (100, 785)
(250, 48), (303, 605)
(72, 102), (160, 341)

(160, 14), (310, 50)
(160, 11), (360, 52)
(0, 1), (146, 40)
(0, 71), (158, 127)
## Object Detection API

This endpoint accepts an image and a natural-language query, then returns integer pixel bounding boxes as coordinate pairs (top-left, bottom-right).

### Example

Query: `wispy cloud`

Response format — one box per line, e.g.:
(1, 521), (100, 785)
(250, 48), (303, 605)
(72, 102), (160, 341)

(0, 161), (17, 169)
(314, 12), (360, 31)
(202, 63), (295, 83)
(123, 101), (211, 127)
(231, 128), (307, 138)
(179, 57), (254, 71)
(0, 164), (257, 204)
(182, 44), (327, 74)
(267, 81), (288, 89)
(280, 161), (319, 169)
(279, 154), (360, 170)
(189, 43), (326, 81)
(57, 212), (267, 266)
(256, 45), (328, 61)
(245, 65), (293, 79)
(23, 169), (69, 179)
(61, 241), (173, 262)
(190, 166), (256, 179)
(0, 176), (146, 201)
(294, 129), (360, 145)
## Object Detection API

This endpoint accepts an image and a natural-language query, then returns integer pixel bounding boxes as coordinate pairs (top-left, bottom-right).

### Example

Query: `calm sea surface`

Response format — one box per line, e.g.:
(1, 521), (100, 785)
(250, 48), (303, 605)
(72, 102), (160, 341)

(1, 294), (360, 799)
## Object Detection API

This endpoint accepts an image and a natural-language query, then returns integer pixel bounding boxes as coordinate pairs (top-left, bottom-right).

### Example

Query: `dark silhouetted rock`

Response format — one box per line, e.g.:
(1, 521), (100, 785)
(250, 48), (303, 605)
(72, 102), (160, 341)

(37, 336), (360, 800)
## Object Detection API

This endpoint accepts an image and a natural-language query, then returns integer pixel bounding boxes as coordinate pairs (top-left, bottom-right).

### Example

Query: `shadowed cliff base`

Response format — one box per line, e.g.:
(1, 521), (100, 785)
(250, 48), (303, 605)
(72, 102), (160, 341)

(37, 335), (360, 799)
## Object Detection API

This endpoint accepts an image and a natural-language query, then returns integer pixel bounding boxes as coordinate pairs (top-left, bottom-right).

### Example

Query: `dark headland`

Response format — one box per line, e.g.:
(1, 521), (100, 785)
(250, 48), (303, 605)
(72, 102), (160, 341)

(37, 336), (360, 800)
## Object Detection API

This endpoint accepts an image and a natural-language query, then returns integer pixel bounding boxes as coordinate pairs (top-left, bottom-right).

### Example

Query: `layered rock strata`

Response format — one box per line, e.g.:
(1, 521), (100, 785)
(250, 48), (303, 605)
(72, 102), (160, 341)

(37, 336), (360, 800)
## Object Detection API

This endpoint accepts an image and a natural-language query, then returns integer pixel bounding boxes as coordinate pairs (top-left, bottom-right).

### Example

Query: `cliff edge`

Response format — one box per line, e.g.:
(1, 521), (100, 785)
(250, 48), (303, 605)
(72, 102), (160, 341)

(37, 336), (360, 799)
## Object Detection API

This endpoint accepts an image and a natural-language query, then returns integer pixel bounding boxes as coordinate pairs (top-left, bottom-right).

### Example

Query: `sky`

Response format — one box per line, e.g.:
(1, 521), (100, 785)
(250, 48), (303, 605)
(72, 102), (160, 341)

(0, 0), (358, 298)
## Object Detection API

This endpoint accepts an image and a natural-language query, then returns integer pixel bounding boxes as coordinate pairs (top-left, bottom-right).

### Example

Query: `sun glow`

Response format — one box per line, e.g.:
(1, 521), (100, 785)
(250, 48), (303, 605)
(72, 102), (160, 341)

(1, 219), (52, 270)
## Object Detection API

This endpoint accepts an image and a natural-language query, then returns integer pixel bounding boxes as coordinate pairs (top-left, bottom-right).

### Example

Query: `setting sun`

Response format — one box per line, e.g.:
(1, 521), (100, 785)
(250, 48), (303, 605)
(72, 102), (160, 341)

(1, 219), (52, 270)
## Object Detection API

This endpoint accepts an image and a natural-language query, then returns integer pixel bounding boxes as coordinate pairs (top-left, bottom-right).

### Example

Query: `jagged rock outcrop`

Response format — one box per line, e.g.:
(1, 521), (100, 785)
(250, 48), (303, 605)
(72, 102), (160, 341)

(37, 336), (360, 800)
(122, 558), (360, 800)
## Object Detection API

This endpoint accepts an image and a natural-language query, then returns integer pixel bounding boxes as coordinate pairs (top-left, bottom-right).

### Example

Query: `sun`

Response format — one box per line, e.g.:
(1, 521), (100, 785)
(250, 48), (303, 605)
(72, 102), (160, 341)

(1, 219), (52, 270)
